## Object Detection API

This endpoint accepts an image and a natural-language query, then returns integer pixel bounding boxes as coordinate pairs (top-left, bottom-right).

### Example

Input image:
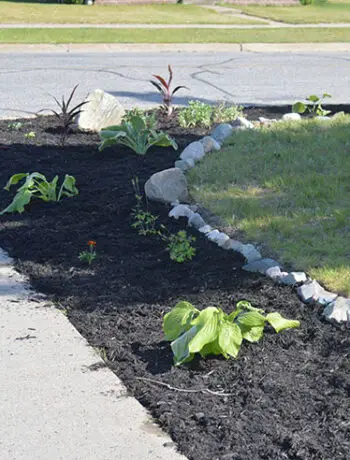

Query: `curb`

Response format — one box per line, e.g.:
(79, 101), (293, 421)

(0, 43), (350, 53)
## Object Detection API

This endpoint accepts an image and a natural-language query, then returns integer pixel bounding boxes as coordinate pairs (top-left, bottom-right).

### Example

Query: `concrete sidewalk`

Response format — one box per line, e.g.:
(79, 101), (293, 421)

(0, 249), (186, 460)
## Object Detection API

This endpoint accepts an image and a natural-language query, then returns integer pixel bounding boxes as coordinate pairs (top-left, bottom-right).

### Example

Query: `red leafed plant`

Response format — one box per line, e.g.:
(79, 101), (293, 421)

(150, 65), (188, 117)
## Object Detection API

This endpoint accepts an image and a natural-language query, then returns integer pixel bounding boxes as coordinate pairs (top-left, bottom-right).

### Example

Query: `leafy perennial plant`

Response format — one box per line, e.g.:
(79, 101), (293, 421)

(99, 114), (178, 155)
(163, 300), (300, 365)
(0, 172), (78, 215)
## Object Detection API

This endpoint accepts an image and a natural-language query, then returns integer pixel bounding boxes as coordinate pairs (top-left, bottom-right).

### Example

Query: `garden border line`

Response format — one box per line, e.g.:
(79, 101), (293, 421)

(144, 116), (350, 325)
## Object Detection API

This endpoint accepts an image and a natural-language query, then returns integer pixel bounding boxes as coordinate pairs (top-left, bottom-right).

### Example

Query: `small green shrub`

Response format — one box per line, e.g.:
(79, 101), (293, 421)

(0, 172), (78, 215)
(178, 100), (243, 128)
(292, 93), (332, 117)
(163, 300), (300, 365)
(166, 230), (196, 263)
(99, 114), (177, 155)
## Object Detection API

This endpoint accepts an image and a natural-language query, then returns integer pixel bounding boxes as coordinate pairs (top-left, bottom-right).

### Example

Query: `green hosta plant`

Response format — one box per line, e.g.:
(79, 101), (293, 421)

(292, 93), (332, 117)
(99, 114), (178, 155)
(0, 172), (78, 215)
(163, 300), (300, 365)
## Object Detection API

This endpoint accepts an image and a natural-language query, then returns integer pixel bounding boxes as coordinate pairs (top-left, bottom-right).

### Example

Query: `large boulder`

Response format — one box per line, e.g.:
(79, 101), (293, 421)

(145, 168), (188, 204)
(77, 89), (125, 132)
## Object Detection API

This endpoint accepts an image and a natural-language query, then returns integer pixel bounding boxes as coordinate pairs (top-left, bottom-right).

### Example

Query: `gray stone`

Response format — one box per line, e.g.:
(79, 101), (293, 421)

(210, 123), (233, 144)
(258, 117), (277, 126)
(297, 280), (337, 305)
(198, 225), (213, 234)
(279, 272), (307, 285)
(216, 233), (231, 247)
(168, 204), (193, 220)
(243, 258), (280, 274)
(221, 238), (244, 252)
(206, 229), (221, 242)
(180, 141), (205, 163)
(188, 213), (206, 230)
(199, 136), (221, 153)
(282, 113), (302, 122)
(239, 244), (262, 264)
(77, 89), (125, 132)
(231, 117), (254, 130)
(323, 297), (350, 324)
(145, 168), (188, 204)
(174, 159), (194, 172)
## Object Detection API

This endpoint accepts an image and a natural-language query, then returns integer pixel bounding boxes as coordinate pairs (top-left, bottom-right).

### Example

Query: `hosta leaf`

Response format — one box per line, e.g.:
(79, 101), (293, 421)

(218, 321), (242, 358)
(0, 189), (32, 215)
(307, 95), (320, 103)
(241, 325), (264, 343)
(292, 102), (306, 114)
(163, 301), (199, 341)
(3, 173), (29, 191)
(171, 326), (197, 365)
(200, 338), (223, 358)
(265, 312), (300, 333)
(189, 307), (220, 354)
(236, 311), (266, 328)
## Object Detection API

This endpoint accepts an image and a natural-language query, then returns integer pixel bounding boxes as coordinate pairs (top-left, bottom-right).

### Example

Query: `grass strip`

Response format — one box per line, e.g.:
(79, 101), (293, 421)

(187, 117), (350, 296)
(225, 0), (350, 24)
(0, 3), (263, 25)
(1, 27), (350, 44)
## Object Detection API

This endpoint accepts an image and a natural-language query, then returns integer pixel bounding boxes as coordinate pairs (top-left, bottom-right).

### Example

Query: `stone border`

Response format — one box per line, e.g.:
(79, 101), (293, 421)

(144, 114), (350, 325)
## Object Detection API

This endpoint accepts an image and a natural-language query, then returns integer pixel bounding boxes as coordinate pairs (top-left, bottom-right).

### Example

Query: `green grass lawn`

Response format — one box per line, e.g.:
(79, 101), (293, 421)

(0, 2), (263, 25)
(229, 0), (350, 24)
(1, 27), (350, 43)
(187, 117), (350, 296)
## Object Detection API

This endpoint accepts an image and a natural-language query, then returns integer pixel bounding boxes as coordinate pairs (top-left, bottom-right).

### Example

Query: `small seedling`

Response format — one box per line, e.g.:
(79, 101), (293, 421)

(166, 230), (196, 263)
(79, 240), (97, 266)
(150, 65), (188, 117)
(24, 131), (36, 139)
(292, 93), (332, 117)
(8, 122), (23, 131)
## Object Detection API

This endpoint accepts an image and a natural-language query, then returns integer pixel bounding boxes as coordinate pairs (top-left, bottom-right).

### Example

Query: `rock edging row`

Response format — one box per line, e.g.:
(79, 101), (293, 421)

(144, 115), (350, 325)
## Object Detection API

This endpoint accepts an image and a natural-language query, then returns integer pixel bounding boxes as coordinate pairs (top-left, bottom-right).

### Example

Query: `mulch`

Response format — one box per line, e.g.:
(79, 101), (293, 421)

(0, 108), (349, 460)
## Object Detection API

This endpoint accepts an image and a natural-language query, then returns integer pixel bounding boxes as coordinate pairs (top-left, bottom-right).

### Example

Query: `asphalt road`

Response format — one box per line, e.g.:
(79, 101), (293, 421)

(1, 50), (350, 118)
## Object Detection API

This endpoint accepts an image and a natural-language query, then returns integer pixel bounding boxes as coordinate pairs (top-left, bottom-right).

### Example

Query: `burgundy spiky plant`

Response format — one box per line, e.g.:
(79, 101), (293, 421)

(150, 65), (188, 117)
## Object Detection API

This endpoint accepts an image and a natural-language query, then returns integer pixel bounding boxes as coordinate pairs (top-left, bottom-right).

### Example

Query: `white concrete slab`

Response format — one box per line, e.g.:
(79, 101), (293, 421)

(0, 249), (186, 460)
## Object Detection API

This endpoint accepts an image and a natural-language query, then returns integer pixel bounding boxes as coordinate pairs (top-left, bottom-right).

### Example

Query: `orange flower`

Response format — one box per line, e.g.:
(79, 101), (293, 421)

(87, 240), (96, 247)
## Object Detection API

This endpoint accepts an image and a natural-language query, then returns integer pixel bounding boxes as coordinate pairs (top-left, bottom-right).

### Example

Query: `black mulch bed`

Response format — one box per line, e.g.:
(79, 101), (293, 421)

(1, 110), (350, 460)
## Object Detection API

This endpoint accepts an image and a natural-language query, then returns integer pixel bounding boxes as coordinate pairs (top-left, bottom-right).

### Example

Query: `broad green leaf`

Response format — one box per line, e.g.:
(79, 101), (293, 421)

(236, 311), (266, 328)
(218, 321), (242, 358)
(0, 189), (32, 215)
(241, 326), (264, 343)
(58, 175), (78, 201)
(265, 312), (300, 333)
(4, 173), (29, 191)
(171, 326), (197, 365)
(292, 102), (306, 114)
(200, 338), (222, 358)
(163, 301), (199, 341)
(189, 307), (220, 354)
(307, 95), (320, 103)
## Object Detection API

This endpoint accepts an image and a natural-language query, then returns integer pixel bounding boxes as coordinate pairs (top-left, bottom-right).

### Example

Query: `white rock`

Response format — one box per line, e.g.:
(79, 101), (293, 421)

(297, 280), (337, 305)
(210, 124), (233, 144)
(199, 136), (221, 153)
(231, 117), (254, 129)
(145, 168), (188, 204)
(174, 159), (194, 172)
(216, 233), (230, 247)
(266, 266), (283, 279)
(198, 225), (213, 234)
(315, 116), (331, 121)
(77, 89), (125, 132)
(206, 230), (221, 242)
(188, 213), (206, 230)
(221, 239), (244, 252)
(243, 258), (280, 274)
(239, 244), (262, 263)
(279, 272), (307, 285)
(323, 297), (350, 324)
(282, 113), (301, 122)
(258, 117), (277, 126)
(168, 204), (193, 220)
(180, 142), (205, 163)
